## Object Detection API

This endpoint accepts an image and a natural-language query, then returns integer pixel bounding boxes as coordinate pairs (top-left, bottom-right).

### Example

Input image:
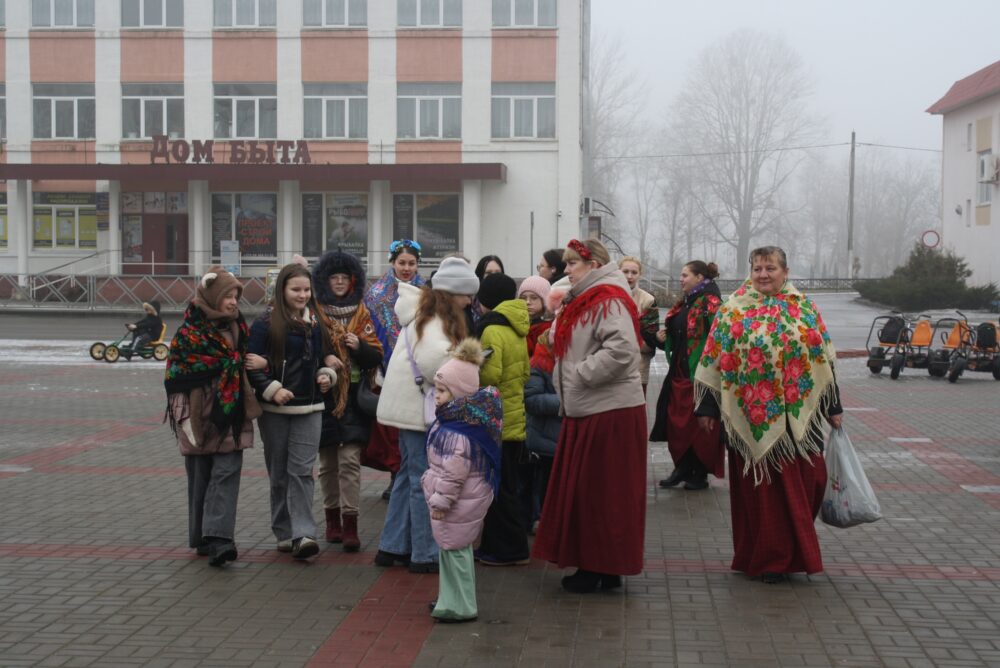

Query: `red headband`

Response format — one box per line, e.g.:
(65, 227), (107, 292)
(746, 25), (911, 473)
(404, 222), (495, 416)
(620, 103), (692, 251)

(567, 239), (592, 261)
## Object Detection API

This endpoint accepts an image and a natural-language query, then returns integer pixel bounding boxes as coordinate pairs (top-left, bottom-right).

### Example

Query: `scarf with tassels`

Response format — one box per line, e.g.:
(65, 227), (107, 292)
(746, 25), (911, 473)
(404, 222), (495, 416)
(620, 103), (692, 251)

(552, 283), (641, 360)
(694, 280), (837, 482)
(363, 269), (426, 371)
(427, 387), (504, 497)
(164, 303), (249, 445)
(316, 302), (382, 418)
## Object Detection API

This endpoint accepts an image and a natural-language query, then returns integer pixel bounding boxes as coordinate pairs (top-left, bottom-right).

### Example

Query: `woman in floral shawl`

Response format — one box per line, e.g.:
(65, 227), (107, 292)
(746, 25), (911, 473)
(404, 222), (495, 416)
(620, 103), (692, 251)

(165, 267), (261, 567)
(650, 261), (724, 491)
(694, 246), (843, 584)
(363, 240), (426, 495)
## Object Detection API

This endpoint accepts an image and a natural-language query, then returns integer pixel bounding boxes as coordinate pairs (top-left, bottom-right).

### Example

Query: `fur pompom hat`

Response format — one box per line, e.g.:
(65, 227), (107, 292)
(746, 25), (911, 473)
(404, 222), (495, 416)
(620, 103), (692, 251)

(434, 338), (485, 400)
(196, 266), (242, 314)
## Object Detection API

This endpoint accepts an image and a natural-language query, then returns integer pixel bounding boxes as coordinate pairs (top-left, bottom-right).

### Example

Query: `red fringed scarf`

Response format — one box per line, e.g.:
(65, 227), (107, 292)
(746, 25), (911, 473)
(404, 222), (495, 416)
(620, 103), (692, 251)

(552, 284), (642, 360)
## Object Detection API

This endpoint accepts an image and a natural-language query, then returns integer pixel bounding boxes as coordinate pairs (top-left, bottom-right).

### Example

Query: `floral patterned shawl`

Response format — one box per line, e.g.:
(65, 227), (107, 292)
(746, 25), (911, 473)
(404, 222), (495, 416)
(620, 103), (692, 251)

(363, 269), (426, 372)
(427, 386), (504, 496)
(694, 279), (837, 479)
(663, 279), (722, 377)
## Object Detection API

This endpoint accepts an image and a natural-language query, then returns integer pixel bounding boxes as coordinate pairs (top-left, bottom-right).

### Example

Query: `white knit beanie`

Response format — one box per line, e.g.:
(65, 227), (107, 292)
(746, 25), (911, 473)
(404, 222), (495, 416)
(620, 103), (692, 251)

(431, 257), (480, 296)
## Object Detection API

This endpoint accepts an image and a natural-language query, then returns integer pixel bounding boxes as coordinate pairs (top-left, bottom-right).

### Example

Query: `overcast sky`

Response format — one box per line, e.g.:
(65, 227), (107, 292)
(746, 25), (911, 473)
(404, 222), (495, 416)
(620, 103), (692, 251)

(592, 0), (1000, 156)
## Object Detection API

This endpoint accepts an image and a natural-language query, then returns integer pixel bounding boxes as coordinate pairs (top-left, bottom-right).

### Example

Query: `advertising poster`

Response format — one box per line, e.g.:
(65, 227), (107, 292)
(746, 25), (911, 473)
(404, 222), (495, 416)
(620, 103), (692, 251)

(143, 192), (166, 214)
(122, 192), (143, 214)
(56, 210), (77, 247)
(392, 194), (414, 240)
(167, 192), (188, 214)
(95, 193), (110, 231)
(32, 208), (53, 249)
(325, 193), (368, 258)
(301, 194), (324, 258)
(123, 216), (143, 262)
(265, 267), (282, 303)
(79, 209), (98, 249)
(220, 240), (241, 276)
(235, 194), (277, 258)
(416, 195), (459, 258)
(211, 194), (233, 257)
(0, 211), (7, 248)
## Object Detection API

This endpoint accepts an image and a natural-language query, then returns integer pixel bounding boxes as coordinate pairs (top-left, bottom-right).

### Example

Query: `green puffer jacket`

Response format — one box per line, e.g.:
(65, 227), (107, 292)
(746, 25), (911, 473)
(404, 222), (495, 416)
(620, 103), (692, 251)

(476, 299), (531, 442)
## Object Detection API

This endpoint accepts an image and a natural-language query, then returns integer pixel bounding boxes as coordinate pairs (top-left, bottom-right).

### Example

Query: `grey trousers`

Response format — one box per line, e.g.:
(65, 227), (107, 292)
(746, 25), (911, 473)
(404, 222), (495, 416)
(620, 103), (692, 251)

(259, 411), (322, 541)
(185, 451), (243, 546)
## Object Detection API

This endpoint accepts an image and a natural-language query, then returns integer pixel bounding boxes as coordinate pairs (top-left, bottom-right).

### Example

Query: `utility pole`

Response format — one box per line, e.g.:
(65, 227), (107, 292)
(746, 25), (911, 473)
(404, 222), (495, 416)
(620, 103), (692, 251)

(529, 211), (534, 275)
(846, 131), (856, 279)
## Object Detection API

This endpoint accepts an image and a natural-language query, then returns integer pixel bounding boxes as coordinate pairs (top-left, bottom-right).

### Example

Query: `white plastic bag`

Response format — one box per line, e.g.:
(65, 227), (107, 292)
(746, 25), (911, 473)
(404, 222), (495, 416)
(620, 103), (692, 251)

(821, 427), (882, 528)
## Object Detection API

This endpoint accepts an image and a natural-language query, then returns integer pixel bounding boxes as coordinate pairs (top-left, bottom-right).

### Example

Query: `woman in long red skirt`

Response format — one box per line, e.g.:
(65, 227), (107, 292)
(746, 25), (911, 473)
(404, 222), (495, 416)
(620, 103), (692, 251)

(694, 246), (843, 584)
(532, 238), (647, 593)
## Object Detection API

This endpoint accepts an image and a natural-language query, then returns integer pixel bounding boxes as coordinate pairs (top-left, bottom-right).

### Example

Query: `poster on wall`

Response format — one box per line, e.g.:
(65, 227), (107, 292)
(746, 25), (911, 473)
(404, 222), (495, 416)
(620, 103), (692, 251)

(56, 210), (76, 247)
(416, 195), (459, 259)
(326, 194), (368, 259)
(143, 192), (166, 214)
(0, 211), (7, 249)
(79, 209), (97, 248)
(392, 194), (414, 240)
(235, 194), (277, 258)
(32, 208), (53, 249)
(123, 216), (143, 262)
(95, 193), (110, 231)
(211, 194), (233, 257)
(167, 192), (188, 214)
(301, 194), (324, 258)
(220, 240), (241, 276)
(122, 192), (143, 214)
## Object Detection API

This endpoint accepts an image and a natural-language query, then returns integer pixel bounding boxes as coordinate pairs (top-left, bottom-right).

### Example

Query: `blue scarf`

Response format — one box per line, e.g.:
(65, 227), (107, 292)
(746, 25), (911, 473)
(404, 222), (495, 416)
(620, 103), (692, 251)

(363, 269), (426, 372)
(427, 387), (503, 496)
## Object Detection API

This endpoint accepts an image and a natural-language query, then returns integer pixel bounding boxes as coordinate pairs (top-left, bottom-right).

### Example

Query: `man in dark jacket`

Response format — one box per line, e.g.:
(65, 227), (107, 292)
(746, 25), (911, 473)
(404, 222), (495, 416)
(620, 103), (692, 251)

(125, 300), (163, 360)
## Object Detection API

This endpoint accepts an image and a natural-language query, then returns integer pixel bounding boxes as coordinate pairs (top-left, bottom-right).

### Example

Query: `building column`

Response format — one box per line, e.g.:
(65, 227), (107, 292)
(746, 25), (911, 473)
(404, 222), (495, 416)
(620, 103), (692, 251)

(462, 180), (482, 262)
(369, 180), (388, 275)
(280, 180), (298, 265)
(108, 181), (121, 276)
(189, 180), (208, 276)
(15, 180), (30, 287)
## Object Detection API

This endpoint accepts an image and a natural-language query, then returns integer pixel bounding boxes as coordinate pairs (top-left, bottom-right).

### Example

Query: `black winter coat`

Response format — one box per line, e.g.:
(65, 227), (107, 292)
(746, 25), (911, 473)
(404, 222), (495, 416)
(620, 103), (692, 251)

(320, 338), (382, 447)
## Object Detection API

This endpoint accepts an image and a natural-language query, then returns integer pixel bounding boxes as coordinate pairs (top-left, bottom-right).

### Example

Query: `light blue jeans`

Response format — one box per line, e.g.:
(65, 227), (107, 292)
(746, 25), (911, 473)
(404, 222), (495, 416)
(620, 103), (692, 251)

(378, 428), (438, 564)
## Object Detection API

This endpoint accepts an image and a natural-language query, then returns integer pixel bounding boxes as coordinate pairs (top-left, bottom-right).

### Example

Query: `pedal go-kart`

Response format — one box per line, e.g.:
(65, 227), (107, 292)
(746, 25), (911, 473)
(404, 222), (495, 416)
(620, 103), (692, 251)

(865, 312), (916, 379)
(939, 311), (1000, 383)
(89, 323), (169, 363)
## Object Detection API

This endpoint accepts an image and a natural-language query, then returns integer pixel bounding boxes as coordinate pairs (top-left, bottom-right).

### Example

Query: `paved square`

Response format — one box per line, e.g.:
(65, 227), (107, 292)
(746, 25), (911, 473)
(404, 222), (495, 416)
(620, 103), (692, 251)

(1, 340), (999, 667)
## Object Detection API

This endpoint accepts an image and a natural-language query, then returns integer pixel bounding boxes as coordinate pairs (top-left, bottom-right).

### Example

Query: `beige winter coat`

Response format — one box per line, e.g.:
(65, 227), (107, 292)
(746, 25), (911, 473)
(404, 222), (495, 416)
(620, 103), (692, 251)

(553, 263), (645, 418)
(631, 286), (656, 384)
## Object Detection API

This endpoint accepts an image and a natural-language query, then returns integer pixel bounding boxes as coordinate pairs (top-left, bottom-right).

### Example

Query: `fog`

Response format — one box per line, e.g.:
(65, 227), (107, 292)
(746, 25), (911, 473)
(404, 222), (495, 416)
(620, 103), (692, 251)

(589, 0), (999, 279)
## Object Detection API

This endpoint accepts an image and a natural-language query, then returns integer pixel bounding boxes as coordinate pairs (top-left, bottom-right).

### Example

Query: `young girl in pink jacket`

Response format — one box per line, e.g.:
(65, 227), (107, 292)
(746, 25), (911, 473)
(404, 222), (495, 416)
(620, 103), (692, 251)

(422, 339), (502, 623)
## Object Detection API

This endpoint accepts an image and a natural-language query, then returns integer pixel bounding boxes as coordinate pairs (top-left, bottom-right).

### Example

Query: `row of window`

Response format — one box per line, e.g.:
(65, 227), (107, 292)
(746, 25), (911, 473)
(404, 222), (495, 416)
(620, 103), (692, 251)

(13, 0), (556, 29)
(22, 83), (557, 141)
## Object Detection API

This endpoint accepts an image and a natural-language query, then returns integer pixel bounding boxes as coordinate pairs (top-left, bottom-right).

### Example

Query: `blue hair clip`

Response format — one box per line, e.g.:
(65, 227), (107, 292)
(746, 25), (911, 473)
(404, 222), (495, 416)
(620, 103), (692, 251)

(389, 239), (422, 257)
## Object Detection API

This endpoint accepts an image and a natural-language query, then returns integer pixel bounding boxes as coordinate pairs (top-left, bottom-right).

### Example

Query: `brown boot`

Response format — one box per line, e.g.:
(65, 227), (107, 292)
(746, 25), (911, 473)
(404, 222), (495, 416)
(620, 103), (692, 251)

(325, 508), (342, 543)
(341, 513), (360, 552)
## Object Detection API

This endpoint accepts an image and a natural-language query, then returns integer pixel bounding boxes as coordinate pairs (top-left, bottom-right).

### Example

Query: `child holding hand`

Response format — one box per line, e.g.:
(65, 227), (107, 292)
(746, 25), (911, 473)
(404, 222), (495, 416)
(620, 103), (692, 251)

(422, 339), (503, 623)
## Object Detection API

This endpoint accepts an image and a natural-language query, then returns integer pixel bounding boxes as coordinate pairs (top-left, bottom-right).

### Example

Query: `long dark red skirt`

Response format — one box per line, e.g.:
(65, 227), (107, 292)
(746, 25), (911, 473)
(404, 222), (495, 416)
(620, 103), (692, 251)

(532, 405), (647, 576)
(728, 449), (826, 577)
(665, 377), (725, 478)
(361, 422), (401, 473)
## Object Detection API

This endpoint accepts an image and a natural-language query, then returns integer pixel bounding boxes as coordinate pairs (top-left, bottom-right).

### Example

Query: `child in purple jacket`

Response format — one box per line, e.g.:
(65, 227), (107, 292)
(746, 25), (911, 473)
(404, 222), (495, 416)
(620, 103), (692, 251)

(421, 339), (503, 623)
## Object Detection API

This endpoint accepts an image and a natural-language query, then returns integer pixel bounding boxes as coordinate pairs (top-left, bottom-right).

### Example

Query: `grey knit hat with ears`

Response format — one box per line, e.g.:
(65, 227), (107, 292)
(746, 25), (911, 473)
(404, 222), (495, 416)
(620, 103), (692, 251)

(430, 257), (480, 296)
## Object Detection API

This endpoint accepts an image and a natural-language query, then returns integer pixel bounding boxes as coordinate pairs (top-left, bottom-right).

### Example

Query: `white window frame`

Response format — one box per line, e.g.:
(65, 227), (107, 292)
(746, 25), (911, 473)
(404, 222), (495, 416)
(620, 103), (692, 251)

(33, 85), (96, 139)
(397, 84), (461, 140)
(122, 84), (184, 139)
(397, 0), (461, 27)
(121, 0), (184, 28)
(32, 0), (94, 27)
(977, 150), (993, 206)
(303, 0), (366, 27)
(214, 84), (277, 139)
(492, 0), (556, 27)
(491, 83), (555, 139)
(32, 204), (98, 251)
(213, 0), (276, 28)
(304, 84), (368, 139)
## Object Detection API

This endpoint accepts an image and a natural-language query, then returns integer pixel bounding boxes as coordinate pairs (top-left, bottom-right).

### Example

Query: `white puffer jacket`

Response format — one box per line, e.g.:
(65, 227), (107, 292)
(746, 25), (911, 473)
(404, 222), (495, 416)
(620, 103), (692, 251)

(376, 282), (454, 432)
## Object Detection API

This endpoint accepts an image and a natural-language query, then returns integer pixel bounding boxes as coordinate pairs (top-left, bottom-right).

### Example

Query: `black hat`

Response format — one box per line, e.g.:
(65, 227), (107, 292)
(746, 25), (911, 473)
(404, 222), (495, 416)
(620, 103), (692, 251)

(477, 273), (517, 310)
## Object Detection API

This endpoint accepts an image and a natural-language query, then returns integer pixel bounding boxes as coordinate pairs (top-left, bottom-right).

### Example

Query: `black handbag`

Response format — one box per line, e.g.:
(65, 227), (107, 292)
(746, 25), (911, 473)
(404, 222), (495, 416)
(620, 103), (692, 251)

(356, 374), (381, 418)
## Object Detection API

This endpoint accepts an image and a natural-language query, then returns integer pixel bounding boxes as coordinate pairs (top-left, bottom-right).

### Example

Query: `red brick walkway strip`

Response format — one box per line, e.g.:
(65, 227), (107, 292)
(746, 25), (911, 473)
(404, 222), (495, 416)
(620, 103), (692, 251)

(0, 420), (161, 467)
(307, 569), (438, 667)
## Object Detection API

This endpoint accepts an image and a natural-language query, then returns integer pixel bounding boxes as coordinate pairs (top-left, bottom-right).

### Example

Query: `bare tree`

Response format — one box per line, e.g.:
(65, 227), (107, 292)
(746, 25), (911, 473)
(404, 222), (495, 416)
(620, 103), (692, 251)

(583, 33), (645, 238)
(621, 134), (664, 268)
(668, 30), (820, 274)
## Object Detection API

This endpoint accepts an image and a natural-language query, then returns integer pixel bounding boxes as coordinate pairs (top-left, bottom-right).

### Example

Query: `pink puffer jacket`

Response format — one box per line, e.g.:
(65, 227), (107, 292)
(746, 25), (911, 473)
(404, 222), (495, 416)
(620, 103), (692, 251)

(421, 436), (494, 551)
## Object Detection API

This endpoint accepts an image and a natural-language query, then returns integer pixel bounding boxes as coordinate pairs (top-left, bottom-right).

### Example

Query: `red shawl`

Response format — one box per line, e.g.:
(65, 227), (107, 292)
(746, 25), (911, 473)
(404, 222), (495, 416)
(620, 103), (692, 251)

(552, 284), (641, 360)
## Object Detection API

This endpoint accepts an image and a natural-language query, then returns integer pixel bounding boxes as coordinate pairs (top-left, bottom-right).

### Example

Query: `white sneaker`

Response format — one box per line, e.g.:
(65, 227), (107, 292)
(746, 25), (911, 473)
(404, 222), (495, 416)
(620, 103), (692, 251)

(276, 539), (293, 553)
(292, 537), (320, 560)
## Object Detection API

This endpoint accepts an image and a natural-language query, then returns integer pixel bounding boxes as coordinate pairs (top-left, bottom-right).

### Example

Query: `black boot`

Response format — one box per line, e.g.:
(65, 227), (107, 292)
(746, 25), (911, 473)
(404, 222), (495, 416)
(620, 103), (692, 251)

(659, 465), (689, 488)
(561, 569), (601, 593)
